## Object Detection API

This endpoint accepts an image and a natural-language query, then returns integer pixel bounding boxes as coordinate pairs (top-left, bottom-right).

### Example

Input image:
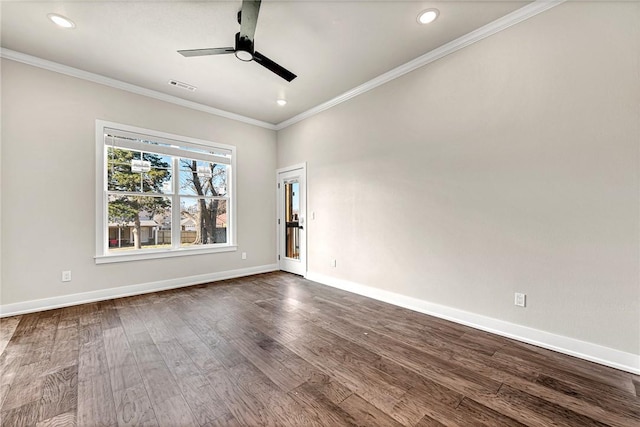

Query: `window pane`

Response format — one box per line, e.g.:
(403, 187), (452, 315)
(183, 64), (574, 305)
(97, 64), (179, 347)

(107, 147), (141, 192)
(108, 146), (141, 163)
(179, 159), (227, 197)
(141, 152), (172, 194)
(107, 148), (172, 194)
(180, 198), (227, 246)
(107, 194), (171, 251)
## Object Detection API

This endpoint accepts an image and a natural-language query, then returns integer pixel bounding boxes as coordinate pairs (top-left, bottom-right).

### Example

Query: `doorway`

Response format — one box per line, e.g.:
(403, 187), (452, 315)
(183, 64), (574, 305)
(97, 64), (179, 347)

(277, 163), (306, 276)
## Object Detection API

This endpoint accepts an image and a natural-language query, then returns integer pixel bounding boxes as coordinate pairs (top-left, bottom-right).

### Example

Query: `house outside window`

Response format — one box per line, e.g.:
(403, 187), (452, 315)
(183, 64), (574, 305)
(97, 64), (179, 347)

(95, 120), (236, 263)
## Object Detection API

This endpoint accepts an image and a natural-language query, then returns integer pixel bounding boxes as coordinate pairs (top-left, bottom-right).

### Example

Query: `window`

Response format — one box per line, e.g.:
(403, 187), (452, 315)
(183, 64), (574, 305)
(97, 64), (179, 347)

(96, 121), (236, 263)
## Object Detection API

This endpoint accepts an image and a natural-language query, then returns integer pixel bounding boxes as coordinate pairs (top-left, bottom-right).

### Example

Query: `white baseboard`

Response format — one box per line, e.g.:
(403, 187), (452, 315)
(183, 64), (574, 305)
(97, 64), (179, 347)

(0, 264), (278, 318)
(306, 272), (640, 375)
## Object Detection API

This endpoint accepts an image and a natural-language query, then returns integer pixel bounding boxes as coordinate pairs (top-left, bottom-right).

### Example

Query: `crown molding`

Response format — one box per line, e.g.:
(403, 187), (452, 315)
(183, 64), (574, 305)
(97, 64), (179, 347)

(0, 48), (277, 131)
(274, 0), (566, 131)
(1, 0), (564, 132)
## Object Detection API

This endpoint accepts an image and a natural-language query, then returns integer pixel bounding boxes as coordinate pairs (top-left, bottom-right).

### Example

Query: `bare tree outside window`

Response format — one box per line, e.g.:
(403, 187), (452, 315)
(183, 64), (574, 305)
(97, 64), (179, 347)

(179, 159), (228, 245)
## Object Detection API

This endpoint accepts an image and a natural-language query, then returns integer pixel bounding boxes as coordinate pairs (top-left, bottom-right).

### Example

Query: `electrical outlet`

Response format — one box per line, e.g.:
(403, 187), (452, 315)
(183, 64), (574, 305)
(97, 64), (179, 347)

(331, 259), (337, 267)
(61, 270), (72, 282)
(241, 252), (247, 260)
(514, 292), (526, 307)
(312, 211), (316, 220)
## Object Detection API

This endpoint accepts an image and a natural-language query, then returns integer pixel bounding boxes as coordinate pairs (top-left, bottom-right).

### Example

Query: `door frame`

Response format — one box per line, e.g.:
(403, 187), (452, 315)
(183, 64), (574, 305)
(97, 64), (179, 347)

(276, 162), (307, 276)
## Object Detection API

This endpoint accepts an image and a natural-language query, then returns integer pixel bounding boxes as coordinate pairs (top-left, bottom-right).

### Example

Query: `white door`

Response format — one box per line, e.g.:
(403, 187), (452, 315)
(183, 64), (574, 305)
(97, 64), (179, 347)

(277, 164), (306, 276)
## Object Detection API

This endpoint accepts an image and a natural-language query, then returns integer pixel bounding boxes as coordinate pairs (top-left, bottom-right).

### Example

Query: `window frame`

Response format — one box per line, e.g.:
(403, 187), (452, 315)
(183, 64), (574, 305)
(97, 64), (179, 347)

(95, 120), (237, 264)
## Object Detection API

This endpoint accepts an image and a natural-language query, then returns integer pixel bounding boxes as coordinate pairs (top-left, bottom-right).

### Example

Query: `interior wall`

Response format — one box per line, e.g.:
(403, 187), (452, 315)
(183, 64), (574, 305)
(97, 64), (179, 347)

(1, 59), (277, 306)
(277, 2), (640, 355)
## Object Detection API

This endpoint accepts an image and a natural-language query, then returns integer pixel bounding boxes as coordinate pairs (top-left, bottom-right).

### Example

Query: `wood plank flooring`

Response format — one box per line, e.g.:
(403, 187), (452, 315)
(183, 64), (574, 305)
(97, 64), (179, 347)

(1, 272), (638, 426)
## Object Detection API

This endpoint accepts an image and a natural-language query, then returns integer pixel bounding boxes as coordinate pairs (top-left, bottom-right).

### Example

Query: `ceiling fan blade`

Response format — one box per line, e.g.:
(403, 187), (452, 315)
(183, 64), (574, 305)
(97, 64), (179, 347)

(239, 0), (261, 42)
(253, 51), (297, 82)
(178, 47), (235, 57)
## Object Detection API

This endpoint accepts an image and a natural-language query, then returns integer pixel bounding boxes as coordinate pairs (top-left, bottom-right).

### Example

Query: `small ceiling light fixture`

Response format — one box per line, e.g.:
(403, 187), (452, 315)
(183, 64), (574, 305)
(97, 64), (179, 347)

(276, 99), (287, 106)
(417, 8), (439, 25)
(47, 13), (76, 29)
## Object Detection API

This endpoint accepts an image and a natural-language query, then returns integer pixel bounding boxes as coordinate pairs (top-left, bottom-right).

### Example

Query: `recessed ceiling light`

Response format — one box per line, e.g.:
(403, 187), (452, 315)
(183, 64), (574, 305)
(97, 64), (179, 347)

(48, 13), (76, 29)
(417, 9), (439, 25)
(276, 99), (287, 106)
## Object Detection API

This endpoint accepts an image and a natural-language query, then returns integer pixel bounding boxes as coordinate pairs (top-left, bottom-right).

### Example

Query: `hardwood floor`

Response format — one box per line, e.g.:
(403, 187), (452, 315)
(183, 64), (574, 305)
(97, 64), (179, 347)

(1, 272), (638, 426)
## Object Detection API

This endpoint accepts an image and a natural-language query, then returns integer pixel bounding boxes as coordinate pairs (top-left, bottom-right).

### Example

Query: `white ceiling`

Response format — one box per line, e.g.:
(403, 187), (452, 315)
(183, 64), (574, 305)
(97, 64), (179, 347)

(1, 1), (531, 125)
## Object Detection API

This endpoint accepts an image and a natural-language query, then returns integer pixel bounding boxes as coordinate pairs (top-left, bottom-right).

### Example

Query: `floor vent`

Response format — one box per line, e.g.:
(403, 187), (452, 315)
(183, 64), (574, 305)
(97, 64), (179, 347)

(168, 79), (196, 92)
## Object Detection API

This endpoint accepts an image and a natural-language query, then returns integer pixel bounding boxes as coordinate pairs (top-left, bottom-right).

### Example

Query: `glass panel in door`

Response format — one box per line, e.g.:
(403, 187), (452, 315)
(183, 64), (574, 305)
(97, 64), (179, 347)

(285, 179), (300, 260)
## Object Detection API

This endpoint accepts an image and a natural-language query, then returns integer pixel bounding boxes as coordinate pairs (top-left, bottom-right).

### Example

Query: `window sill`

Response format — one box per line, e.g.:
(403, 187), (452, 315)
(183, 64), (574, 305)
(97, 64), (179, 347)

(95, 245), (237, 264)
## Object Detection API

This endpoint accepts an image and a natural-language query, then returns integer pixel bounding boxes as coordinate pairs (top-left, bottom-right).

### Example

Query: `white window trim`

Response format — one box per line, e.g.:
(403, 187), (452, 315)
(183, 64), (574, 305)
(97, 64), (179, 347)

(95, 120), (237, 264)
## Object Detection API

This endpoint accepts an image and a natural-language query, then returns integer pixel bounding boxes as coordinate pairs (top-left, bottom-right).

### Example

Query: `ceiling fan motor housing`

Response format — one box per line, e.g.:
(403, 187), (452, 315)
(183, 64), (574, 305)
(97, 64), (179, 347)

(178, 0), (296, 81)
(235, 32), (254, 61)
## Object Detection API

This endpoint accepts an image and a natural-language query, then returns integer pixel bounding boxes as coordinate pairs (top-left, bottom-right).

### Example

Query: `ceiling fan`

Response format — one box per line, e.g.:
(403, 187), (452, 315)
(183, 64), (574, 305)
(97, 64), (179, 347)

(178, 0), (297, 82)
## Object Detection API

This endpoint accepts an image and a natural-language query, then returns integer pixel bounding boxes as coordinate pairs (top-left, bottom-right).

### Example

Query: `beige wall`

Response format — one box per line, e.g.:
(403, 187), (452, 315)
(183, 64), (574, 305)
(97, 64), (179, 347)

(277, 2), (640, 354)
(1, 59), (277, 305)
